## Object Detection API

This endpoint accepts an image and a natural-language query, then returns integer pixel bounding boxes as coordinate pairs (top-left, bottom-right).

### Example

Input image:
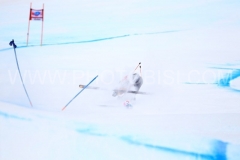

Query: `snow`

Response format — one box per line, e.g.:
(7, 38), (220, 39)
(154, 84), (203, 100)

(1, 0), (240, 159)
(231, 77), (240, 91)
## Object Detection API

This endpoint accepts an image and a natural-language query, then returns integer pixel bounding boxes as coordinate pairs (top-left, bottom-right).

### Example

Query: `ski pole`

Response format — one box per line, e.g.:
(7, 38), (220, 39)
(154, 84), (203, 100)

(62, 75), (98, 111)
(9, 39), (33, 107)
(133, 62), (141, 72)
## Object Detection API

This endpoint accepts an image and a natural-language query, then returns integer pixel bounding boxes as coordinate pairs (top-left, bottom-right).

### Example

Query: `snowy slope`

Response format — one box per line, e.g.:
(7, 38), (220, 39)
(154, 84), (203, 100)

(1, 0), (240, 160)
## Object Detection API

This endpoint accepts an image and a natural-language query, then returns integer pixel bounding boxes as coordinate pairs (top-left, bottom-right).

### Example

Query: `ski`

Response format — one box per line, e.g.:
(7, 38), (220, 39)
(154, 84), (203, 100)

(79, 84), (147, 95)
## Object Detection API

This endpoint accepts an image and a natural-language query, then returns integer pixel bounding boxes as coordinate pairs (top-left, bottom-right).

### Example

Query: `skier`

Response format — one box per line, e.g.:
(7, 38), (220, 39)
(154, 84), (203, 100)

(112, 72), (143, 97)
(131, 73), (143, 93)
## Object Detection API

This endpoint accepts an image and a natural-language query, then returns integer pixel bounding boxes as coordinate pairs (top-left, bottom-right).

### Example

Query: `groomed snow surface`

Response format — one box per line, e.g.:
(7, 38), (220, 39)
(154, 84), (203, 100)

(1, 0), (240, 159)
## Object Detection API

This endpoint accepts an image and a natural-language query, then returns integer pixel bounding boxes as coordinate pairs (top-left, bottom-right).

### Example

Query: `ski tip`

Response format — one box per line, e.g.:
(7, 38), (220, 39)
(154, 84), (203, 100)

(62, 106), (67, 111)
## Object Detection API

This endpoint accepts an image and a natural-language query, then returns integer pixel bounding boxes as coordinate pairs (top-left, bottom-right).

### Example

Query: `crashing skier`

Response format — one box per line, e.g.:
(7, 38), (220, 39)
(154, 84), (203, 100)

(112, 63), (143, 107)
(112, 72), (143, 97)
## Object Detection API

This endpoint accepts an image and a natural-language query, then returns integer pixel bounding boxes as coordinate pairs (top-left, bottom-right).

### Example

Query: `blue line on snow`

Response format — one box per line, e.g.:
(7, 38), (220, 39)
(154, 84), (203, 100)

(0, 111), (31, 121)
(0, 30), (182, 52)
(185, 66), (240, 92)
(120, 136), (227, 160)
(75, 126), (227, 160)
(217, 69), (240, 87)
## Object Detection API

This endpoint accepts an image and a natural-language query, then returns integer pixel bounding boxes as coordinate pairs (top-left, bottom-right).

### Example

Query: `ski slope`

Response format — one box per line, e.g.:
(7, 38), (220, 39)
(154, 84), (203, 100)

(1, 0), (240, 159)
